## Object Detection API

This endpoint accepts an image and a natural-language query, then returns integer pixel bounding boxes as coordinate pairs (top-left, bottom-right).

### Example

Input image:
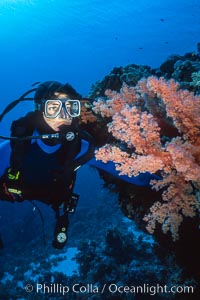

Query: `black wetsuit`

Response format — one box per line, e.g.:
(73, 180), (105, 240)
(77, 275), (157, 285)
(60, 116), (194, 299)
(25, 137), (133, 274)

(0, 111), (94, 211)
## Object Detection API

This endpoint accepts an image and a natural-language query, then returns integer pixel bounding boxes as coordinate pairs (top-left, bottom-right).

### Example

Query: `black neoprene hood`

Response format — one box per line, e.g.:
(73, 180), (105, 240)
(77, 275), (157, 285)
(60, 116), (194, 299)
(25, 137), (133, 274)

(34, 81), (82, 105)
(34, 81), (63, 105)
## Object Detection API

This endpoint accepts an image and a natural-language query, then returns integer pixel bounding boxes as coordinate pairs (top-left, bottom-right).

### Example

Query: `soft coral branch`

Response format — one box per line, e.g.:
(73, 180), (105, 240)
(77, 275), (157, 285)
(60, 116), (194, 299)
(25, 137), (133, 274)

(147, 77), (200, 143)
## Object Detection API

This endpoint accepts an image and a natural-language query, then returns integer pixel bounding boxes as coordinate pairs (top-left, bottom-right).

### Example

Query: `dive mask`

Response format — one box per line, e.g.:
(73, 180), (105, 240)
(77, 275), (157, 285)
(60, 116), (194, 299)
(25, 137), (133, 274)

(44, 99), (81, 119)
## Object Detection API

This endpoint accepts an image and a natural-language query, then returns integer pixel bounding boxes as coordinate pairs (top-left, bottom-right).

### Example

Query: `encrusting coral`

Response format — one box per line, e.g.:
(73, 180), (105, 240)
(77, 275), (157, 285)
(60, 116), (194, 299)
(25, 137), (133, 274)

(93, 76), (200, 241)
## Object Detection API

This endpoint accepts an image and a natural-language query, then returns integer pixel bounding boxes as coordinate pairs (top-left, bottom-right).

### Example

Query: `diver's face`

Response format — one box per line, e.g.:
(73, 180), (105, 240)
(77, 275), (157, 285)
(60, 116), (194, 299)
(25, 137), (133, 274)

(43, 93), (72, 131)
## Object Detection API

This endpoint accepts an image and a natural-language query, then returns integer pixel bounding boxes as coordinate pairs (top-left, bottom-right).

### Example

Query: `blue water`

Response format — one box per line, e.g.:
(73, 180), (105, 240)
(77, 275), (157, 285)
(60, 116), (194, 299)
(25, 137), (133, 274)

(0, 0), (199, 97)
(0, 0), (199, 134)
(0, 1), (200, 298)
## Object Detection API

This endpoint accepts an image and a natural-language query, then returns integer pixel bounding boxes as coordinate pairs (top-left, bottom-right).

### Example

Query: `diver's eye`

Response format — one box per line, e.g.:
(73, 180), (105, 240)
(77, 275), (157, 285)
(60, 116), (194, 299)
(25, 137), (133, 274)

(48, 105), (59, 111)
(46, 102), (61, 117)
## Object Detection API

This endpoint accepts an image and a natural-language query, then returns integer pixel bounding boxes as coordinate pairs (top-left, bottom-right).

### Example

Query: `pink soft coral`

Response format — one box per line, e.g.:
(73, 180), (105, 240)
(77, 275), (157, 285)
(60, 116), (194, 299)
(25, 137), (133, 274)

(94, 76), (200, 240)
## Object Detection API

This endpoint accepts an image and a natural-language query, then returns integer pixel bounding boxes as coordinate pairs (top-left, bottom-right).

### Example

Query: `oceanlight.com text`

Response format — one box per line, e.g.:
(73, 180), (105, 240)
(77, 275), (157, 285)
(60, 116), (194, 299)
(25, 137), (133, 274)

(107, 283), (194, 295)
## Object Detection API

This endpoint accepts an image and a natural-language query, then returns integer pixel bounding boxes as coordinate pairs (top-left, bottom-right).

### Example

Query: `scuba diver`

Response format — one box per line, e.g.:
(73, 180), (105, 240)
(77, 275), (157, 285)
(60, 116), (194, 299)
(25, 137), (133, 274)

(0, 81), (94, 249)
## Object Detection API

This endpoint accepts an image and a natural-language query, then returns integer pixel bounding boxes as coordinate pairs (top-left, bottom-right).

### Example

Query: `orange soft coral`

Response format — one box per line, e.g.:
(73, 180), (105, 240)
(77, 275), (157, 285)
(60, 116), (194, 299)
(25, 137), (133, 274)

(94, 76), (200, 240)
